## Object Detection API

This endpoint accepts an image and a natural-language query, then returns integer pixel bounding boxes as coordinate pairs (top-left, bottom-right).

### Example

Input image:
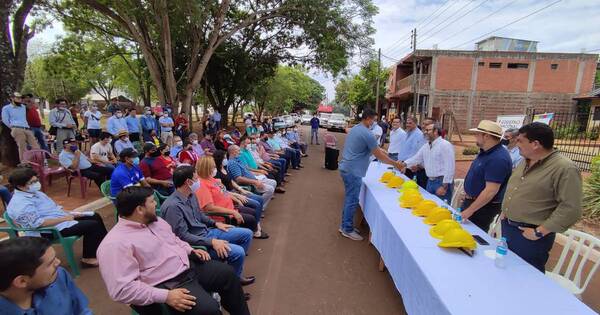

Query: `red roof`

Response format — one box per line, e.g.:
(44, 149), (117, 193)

(317, 105), (333, 113)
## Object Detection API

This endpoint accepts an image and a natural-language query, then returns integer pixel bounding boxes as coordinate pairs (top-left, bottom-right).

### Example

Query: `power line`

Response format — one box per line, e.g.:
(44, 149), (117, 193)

(417, 0), (456, 36)
(419, 0), (492, 46)
(381, 53), (400, 62)
(450, 0), (564, 50)
(436, 0), (518, 47)
(419, 0), (478, 40)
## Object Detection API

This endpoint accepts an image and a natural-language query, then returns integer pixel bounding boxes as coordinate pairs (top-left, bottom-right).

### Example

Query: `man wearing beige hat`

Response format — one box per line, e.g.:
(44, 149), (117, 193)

(1, 92), (40, 161)
(460, 120), (512, 231)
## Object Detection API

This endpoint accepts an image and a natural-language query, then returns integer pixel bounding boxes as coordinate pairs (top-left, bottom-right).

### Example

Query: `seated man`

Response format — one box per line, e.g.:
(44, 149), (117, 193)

(170, 135), (184, 158)
(227, 145), (275, 203)
(97, 186), (250, 315)
(114, 129), (135, 155)
(274, 131), (303, 167)
(247, 135), (285, 183)
(110, 148), (149, 197)
(239, 135), (284, 191)
(139, 143), (175, 196)
(59, 138), (113, 188)
(7, 167), (107, 266)
(200, 132), (217, 155)
(0, 237), (92, 314)
(265, 131), (300, 169)
(285, 127), (307, 156)
(188, 132), (206, 157)
(256, 133), (288, 175)
(161, 166), (255, 284)
(90, 131), (118, 170)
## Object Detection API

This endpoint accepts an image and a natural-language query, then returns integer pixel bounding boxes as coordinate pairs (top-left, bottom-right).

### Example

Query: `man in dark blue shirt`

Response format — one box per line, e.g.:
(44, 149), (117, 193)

(461, 120), (512, 231)
(110, 148), (149, 197)
(0, 237), (92, 315)
(310, 114), (320, 144)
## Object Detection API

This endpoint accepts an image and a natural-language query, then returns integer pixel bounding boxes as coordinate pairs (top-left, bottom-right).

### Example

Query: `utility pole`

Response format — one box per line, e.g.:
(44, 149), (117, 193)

(411, 28), (418, 115)
(375, 48), (381, 118)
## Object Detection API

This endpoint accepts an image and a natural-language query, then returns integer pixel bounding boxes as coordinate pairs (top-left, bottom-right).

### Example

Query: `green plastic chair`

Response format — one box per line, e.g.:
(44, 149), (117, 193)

(1, 212), (81, 277)
(100, 180), (118, 222)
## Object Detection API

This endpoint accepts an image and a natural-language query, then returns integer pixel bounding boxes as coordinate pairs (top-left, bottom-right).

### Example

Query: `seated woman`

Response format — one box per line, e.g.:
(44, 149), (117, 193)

(6, 167), (108, 267)
(214, 130), (230, 151)
(196, 156), (268, 239)
(178, 139), (200, 167)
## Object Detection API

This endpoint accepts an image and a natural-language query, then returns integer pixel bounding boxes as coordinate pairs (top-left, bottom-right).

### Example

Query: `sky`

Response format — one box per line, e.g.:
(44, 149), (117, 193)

(32, 0), (600, 101)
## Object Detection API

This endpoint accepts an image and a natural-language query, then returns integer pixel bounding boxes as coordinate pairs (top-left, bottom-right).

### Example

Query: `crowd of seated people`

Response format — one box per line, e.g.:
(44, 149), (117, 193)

(0, 119), (308, 314)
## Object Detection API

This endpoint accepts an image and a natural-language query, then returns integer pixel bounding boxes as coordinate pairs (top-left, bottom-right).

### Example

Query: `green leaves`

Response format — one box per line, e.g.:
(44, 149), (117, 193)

(335, 58), (389, 115)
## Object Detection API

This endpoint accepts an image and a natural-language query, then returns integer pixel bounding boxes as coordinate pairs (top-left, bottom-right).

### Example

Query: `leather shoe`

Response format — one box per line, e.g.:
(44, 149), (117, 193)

(240, 276), (256, 286)
(275, 187), (286, 193)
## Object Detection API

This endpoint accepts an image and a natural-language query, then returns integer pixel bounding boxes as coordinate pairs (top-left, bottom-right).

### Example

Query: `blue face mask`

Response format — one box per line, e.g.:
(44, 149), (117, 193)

(132, 157), (140, 166)
(190, 179), (201, 192)
(222, 158), (229, 166)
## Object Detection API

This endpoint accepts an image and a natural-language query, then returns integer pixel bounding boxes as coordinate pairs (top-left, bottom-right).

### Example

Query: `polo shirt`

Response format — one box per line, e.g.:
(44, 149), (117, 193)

(126, 115), (140, 133)
(110, 163), (145, 196)
(59, 150), (92, 170)
(464, 143), (512, 203)
(339, 123), (379, 177)
(240, 148), (258, 169)
(84, 110), (102, 130)
(140, 156), (173, 181)
(196, 178), (234, 210)
(227, 157), (256, 180)
(159, 116), (174, 132)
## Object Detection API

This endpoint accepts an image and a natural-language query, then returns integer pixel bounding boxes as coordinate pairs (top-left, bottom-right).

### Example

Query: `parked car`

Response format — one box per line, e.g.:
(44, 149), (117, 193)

(272, 117), (287, 130)
(290, 113), (301, 123)
(301, 114), (312, 125)
(282, 115), (295, 128)
(326, 113), (348, 132)
(319, 113), (331, 128)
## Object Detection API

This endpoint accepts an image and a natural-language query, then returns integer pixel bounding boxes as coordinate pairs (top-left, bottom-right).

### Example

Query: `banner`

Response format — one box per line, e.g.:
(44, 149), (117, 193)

(496, 115), (526, 131)
(533, 113), (555, 125)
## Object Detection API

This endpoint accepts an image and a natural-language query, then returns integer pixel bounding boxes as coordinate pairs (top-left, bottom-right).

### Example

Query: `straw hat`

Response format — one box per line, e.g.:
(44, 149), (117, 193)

(469, 120), (503, 138)
(117, 129), (129, 138)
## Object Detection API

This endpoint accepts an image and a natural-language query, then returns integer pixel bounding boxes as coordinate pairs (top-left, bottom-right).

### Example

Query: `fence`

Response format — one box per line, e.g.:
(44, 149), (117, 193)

(528, 109), (600, 172)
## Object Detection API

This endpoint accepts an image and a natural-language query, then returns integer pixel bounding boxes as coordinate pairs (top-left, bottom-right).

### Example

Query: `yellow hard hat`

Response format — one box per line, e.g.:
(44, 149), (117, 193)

(423, 208), (452, 225)
(411, 200), (438, 216)
(438, 228), (477, 250)
(399, 189), (421, 201)
(399, 180), (419, 191)
(386, 176), (405, 188)
(379, 171), (395, 183)
(430, 219), (462, 239)
(399, 194), (423, 208)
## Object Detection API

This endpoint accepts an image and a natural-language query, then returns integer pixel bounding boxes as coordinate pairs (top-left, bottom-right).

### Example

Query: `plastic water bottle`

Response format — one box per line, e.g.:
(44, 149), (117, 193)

(412, 175), (417, 182)
(495, 237), (508, 269)
(454, 207), (463, 223)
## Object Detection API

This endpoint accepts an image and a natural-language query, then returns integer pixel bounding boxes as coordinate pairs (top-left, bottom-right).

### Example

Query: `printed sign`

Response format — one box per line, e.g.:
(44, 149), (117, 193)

(496, 115), (526, 131)
(533, 113), (555, 125)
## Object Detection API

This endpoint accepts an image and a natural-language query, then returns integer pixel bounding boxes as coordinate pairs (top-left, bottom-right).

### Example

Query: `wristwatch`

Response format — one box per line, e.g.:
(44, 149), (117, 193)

(534, 228), (544, 238)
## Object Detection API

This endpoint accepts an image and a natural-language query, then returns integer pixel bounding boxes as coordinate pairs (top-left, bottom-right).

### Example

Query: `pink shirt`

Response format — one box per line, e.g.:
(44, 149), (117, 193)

(97, 217), (193, 305)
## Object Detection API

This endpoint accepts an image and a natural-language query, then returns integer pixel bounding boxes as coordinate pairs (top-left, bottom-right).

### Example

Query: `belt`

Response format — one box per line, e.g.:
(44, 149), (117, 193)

(428, 176), (443, 181)
(12, 126), (30, 130)
(505, 218), (537, 229)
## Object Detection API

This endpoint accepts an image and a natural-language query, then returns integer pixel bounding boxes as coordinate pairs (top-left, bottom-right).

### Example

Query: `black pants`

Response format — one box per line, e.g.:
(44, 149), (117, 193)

(266, 169), (281, 186)
(58, 213), (107, 258)
(501, 219), (556, 273)
(132, 257), (250, 315)
(130, 132), (140, 142)
(461, 199), (502, 231)
(81, 164), (113, 188)
(152, 184), (175, 196)
(235, 206), (257, 232)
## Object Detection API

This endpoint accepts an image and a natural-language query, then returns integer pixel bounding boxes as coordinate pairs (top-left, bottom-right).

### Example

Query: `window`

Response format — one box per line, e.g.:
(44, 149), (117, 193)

(489, 63), (502, 68)
(551, 64), (559, 70)
(594, 107), (600, 121)
(507, 63), (529, 69)
(478, 62), (485, 67)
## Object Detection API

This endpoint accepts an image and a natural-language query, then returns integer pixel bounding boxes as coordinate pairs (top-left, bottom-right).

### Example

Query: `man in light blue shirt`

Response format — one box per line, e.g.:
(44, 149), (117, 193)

(125, 108), (141, 142)
(396, 116), (428, 187)
(503, 128), (523, 169)
(141, 106), (158, 141)
(114, 130), (135, 155)
(0, 237), (93, 315)
(159, 112), (174, 146)
(49, 99), (76, 153)
(59, 138), (113, 188)
(1, 92), (39, 160)
(106, 109), (128, 137)
(212, 111), (222, 130)
(338, 108), (402, 241)
(6, 167), (107, 265)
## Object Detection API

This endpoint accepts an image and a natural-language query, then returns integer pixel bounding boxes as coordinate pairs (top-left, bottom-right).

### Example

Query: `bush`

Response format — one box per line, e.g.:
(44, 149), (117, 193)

(586, 127), (600, 140)
(583, 156), (600, 219)
(462, 146), (479, 155)
(554, 125), (580, 140)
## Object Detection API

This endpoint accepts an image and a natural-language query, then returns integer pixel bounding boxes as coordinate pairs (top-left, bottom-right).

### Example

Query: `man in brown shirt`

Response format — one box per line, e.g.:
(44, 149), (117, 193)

(501, 122), (582, 272)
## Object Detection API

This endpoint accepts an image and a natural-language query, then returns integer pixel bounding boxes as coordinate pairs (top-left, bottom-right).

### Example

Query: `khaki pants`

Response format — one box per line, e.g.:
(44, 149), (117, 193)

(11, 128), (40, 161)
(160, 131), (173, 147)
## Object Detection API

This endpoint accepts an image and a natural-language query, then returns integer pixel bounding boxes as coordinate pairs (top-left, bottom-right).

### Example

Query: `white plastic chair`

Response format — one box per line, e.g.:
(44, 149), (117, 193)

(546, 229), (600, 299)
(450, 178), (464, 209)
(487, 215), (502, 239)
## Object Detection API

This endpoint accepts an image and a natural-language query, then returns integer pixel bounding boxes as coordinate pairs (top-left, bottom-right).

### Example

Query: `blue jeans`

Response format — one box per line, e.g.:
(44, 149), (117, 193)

(244, 193), (264, 222)
(426, 177), (453, 203)
(501, 219), (556, 273)
(31, 127), (49, 151)
(270, 158), (287, 174)
(388, 153), (398, 161)
(340, 170), (363, 233)
(311, 128), (319, 144)
(0, 185), (12, 205)
(206, 227), (253, 277)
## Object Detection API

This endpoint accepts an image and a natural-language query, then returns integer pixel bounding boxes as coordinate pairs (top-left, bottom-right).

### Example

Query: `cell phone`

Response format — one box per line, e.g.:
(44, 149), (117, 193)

(387, 166), (394, 170)
(472, 235), (489, 246)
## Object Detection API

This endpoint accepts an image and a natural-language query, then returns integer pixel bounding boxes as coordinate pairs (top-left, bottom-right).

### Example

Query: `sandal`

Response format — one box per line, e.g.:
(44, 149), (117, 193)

(253, 231), (270, 239)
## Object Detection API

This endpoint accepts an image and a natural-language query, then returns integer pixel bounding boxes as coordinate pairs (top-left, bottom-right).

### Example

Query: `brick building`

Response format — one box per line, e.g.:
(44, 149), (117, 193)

(384, 37), (598, 130)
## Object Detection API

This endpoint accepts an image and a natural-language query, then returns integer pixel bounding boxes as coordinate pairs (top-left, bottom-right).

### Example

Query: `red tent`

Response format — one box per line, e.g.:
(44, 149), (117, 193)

(317, 105), (333, 113)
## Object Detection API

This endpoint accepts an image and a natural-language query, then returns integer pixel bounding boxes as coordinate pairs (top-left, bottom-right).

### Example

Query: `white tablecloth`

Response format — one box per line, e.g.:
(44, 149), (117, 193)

(359, 162), (596, 315)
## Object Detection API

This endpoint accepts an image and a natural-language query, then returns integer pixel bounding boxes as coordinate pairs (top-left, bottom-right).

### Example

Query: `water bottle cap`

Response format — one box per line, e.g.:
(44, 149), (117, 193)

(456, 207), (462, 212)
(496, 246), (507, 255)
(501, 237), (507, 242)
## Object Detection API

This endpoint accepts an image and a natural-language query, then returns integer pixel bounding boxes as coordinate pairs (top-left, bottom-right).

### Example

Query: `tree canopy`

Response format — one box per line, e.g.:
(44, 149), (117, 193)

(334, 58), (388, 117)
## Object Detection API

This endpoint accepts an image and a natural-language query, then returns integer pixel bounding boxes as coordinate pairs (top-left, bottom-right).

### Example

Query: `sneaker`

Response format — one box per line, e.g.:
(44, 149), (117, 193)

(338, 227), (361, 234)
(338, 229), (364, 241)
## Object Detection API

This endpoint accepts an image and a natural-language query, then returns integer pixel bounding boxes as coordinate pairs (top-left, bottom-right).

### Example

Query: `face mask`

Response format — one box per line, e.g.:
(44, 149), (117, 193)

(175, 141), (183, 147)
(92, 106), (98, 111)
(150, 150), (161, 157)
(116, 113), (123, 118)
(500, 139), (509, 146)
(211, 169), (217, 177)
(69, 145), (78, 152)
(132, 157), (140, 166)
(189, 179), (201, 192)
(123, 137), (130, 142)
(28, 181), (42, 193)
(223, 158), (229, 166)
(192, 140), (198, 145)
(146, 111), (152, 115)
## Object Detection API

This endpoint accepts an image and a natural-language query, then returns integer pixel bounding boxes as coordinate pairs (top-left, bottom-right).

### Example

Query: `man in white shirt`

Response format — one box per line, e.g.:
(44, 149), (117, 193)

(387, 117), (406, 161)
(401, 122), (455, 201)
(83, 105), (102, 144)
(370, 118), (383, 145)
(503, 128), (523, 169)
(90, 132), (117, 170)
